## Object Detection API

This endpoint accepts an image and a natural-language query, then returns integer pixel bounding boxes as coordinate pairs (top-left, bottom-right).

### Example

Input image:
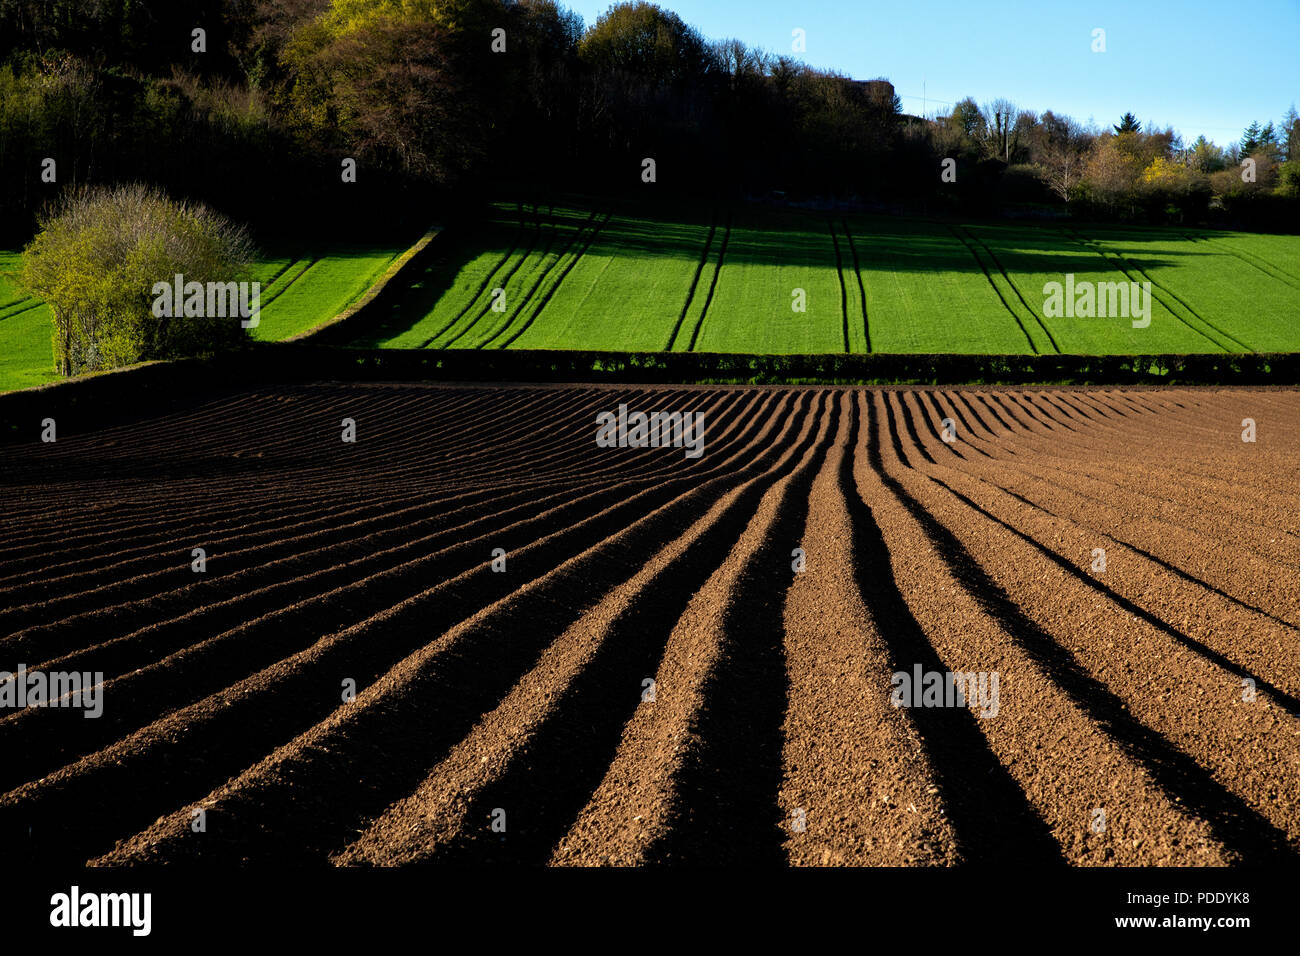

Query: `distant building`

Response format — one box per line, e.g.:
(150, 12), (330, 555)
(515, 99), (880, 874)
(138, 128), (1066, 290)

(852, 79), (897, 111)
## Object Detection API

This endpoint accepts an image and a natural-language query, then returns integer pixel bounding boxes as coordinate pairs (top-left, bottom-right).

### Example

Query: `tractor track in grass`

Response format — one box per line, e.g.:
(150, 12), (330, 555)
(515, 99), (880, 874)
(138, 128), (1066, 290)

(829, 220), (850, 353)
(416, 208), (527, 348)
(0, 382), (1295, 866)
(258, 256), (321, 309)
(436, 209), (552, 348)
(1182, 233), (1300, 291)
(0, 300), (43, 321)
(685, 211), (733, 352)
(1061, 230), (1250, 353)
(258, 257), (301, 292)
(473, 211), (598, 349)
(664, 212), (718, 351)
(954, 226), (1060, 353)
(494, 211), (613, 349)
(945, 225), (1044, 353)
(840, 219), (871, 352)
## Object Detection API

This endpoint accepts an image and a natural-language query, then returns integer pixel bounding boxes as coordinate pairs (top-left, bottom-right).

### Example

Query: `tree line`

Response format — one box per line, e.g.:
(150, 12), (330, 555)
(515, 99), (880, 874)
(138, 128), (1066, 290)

(1, 0), (1296, 238)
(927, 103), (1299, 228)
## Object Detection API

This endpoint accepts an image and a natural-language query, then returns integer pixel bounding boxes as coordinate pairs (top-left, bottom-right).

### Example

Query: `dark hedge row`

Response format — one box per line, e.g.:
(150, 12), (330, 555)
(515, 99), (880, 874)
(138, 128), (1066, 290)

(264, 346), (1300, 386)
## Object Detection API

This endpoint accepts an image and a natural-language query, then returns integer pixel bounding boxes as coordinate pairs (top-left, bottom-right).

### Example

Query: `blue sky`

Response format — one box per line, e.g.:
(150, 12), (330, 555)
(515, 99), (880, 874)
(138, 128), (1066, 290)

(562, 0), (1299, 147)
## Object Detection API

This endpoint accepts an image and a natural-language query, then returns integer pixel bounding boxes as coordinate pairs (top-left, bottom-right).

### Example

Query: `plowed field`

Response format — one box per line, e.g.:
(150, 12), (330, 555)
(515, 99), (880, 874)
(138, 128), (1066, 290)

(1, 384), (1297, 866)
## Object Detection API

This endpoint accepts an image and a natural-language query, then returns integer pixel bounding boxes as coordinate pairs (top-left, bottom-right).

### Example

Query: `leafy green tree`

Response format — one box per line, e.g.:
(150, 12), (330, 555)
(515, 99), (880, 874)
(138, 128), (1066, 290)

(318, 0), (497, 37)
(1082, 133), (1143, 213)
(578, 1), (715, 87)
(20, 184), (255, 376)
(0, 0), (241, 79)
(1257, 121), (1281, 161)
(1239, 120), (1262, 156)
(947, 97), (985, 142)
(1189, 134), (1225, 172)
(1277, 161), (1300, 198)
(1283, 105), (1300, 161)
(1114, 112), (1141, 134)
(278, 0), (493, 181)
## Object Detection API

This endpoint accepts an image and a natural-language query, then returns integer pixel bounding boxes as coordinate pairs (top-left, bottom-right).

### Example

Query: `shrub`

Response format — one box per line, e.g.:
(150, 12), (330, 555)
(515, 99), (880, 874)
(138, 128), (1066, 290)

(20, 184), (256, 376)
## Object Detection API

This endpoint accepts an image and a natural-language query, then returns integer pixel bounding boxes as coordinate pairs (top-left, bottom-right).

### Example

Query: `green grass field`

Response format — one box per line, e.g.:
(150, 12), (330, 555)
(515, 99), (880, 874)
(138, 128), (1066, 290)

(0, 251), (58, 392)
(0, 241), (407, 392)
(353, 198), (1300, 358)
(3, 199), (1298, 392)
(1065, 225), (1300, 352)
(247, 242), (408, 342)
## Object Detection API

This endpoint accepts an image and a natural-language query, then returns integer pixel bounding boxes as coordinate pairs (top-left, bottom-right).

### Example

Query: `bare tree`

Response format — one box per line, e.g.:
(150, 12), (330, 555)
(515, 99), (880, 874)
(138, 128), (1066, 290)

(980, 98), (1019, 162)
(1034, 112), (1090, 200)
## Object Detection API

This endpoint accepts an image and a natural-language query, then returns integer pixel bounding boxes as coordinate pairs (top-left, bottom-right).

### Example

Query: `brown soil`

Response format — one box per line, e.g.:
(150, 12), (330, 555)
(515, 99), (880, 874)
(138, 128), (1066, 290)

(0, 383), (1296, 866)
